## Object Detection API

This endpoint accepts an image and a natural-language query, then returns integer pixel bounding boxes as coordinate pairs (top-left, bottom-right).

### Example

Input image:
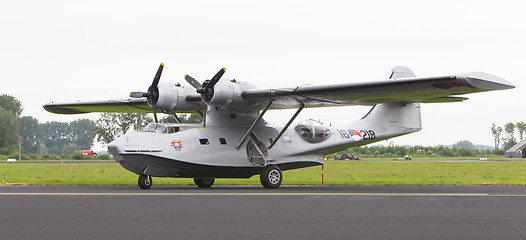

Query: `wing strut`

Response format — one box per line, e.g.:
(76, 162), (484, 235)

(173, 113), (181, 123)
(235, 101), (274, 150)
(268, 102), (305, 150)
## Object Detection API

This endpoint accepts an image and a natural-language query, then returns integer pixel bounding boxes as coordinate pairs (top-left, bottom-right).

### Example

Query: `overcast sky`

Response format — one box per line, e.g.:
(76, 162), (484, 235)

(1, 0), (524, 148)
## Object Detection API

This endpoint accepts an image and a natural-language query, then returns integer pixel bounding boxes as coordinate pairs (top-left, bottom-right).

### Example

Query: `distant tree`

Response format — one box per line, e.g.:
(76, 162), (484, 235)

(516, 121), (526, 141)
(504, 122), (516, 139)
(160, 113), (202, 123)
(19, 116), (44, 154)
(69, 119), (95, 150)
(503, 122), (517, 150)
(42, 121), (71, 155)
(0, 108), (19, 149)
(95, 113), (152, 145)
(160, 114), (180, 123)
(0, 94), (22, 117)
(451, 140), (475, 150)
(491, 123), (503, 151)
(35, 143), (48, 154)
(61, 143), (78, 155)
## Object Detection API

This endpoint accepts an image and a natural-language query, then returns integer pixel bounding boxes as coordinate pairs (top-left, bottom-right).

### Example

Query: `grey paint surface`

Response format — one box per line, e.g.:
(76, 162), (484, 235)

(1, 186), (526, 240)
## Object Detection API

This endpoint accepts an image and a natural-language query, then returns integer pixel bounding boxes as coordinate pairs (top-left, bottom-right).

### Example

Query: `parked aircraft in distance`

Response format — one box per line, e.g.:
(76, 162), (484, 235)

(44, 64), (514, 189)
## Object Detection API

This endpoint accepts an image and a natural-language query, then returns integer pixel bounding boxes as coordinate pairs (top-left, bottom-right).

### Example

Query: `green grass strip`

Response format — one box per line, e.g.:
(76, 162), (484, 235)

(1, 161), (526, 186)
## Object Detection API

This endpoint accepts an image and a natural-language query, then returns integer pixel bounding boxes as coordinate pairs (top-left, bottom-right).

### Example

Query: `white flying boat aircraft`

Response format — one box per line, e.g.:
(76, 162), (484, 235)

(44, 64), (514, 189)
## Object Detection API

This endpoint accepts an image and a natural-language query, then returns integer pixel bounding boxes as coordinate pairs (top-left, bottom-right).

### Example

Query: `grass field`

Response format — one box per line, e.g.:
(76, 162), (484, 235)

(2, 160), (526, 186)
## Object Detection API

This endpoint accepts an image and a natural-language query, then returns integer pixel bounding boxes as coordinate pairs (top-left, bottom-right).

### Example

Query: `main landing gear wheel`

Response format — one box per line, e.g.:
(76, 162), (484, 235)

(194, 178), (215, 188)
(260, 165), (282, 188)
(138, 175), (152, 189)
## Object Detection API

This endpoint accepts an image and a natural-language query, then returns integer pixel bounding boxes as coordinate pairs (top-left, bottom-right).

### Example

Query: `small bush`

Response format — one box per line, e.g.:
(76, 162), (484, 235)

(96, 154), (112, 160)
(26, 154), (41, 160)
(72, 151), (86, 160)
(8, 153), (23, 160)
(0, 148), (14, 155)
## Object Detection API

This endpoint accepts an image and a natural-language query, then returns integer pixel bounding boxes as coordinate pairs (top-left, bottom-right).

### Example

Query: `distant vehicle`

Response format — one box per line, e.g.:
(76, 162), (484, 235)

(76, 150), (97, 156)
(334, 152), (359, 160)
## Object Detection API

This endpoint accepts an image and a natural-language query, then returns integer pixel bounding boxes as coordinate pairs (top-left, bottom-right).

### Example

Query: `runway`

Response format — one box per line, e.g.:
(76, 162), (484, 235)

(1, 186), (526, 240)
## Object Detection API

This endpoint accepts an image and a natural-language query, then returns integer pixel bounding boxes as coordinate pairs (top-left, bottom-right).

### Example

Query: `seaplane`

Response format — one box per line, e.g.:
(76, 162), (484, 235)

(43, 64), (514, 189)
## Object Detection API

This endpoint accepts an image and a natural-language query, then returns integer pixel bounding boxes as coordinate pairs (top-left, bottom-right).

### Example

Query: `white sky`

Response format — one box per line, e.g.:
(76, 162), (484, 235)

(1, 0), (524, 148)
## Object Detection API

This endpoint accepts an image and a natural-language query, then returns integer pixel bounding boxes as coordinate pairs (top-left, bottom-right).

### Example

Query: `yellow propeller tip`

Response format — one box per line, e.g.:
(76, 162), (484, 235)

(161, 63), (165, 66)
(222, 67), (226, 71)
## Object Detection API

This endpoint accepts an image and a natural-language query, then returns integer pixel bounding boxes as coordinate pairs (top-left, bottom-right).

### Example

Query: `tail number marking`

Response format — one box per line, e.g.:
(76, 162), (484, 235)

(336, 129), (376, 141)
(359, 130), (376, 140)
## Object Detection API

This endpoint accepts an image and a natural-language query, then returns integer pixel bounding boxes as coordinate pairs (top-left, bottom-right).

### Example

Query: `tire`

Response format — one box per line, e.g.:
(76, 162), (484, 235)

(194, 178), (215, 188)
(138, 175), (152, 189)
(260, 165), (282, 188)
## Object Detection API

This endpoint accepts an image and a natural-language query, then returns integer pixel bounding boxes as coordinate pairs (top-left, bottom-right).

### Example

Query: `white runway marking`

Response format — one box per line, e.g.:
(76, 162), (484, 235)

(0, 192), (495, 197)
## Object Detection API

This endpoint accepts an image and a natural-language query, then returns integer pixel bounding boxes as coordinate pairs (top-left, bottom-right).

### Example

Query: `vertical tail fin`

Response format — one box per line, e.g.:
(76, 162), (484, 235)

(351, 66), (422, 140)
(389, 66), (416, 79)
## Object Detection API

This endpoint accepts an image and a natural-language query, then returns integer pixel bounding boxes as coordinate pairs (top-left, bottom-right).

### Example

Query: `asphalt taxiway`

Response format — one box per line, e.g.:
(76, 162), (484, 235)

(1, 186), (526, 240)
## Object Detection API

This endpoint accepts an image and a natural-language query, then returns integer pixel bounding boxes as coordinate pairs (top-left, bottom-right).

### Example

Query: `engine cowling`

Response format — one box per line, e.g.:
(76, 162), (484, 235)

(153, 82), (202, 113)
(207, 78), (259, 113)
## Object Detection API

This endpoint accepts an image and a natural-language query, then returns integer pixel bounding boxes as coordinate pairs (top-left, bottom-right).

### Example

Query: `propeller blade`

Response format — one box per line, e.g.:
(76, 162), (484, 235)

(129, 92), (148, 98)
(184, 74), (202, 89)
(208, 67), (226, 88)
(147, 63), (164, 106)
(151, 63), (164, 88)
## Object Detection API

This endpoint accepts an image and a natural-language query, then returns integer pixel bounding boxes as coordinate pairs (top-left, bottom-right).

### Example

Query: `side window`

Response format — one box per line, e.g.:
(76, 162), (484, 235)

(219, 138), (227, 145)
(199, 139), (209, 145)
(168, 127), (180, 134)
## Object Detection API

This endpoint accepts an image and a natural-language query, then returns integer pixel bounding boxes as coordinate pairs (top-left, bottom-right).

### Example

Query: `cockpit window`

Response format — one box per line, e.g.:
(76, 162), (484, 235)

(143, 123), (166, 133)
(143, 123), (180, 134)
(163, 126), (180, 134)
(294, 120), (331, 143)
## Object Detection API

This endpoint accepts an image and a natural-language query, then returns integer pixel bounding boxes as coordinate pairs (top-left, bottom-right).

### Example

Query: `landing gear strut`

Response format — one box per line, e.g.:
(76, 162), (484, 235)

(194, 178), (215, 188)
(260, 165), (282, 188)
(138, 175), (152, 189)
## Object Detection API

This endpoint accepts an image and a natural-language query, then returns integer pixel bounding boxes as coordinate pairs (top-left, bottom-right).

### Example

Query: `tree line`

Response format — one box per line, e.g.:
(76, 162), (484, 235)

(0, 94), (96, 157)
(343, 141), (495, 159)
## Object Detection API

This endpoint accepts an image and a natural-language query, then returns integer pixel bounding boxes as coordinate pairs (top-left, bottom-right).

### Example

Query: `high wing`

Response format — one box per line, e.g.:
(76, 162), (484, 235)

(44, 98), (154, 114)
(244, 72), (514, 109)
(43, 95), (203, 114)
(43, 71), (514, 115)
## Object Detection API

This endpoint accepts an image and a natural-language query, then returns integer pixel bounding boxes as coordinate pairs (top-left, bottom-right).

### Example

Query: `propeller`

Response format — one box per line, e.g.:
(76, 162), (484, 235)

(130, 63), (164, 123)
(184, 67), (226, 129)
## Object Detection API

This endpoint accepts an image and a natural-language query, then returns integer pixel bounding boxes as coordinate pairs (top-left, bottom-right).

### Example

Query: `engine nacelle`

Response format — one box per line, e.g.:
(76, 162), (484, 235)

(208, 78), (259, 113)
(153, 82), (202, 113)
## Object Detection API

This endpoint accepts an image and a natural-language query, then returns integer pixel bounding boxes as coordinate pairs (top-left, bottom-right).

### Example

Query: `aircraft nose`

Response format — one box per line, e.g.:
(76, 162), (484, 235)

(107, 143), (124, 163)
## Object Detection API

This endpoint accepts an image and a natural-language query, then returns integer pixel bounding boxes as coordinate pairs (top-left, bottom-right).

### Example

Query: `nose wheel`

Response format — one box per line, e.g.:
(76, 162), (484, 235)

(138, 175), (152, 189)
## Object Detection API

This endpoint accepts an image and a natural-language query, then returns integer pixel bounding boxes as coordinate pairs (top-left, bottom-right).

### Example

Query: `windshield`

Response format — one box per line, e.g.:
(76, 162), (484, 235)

(142, 123), (166, 133)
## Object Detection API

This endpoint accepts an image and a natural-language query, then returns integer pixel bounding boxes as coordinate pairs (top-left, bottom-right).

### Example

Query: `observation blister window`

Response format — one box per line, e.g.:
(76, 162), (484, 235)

(294, 120), (331, 143)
